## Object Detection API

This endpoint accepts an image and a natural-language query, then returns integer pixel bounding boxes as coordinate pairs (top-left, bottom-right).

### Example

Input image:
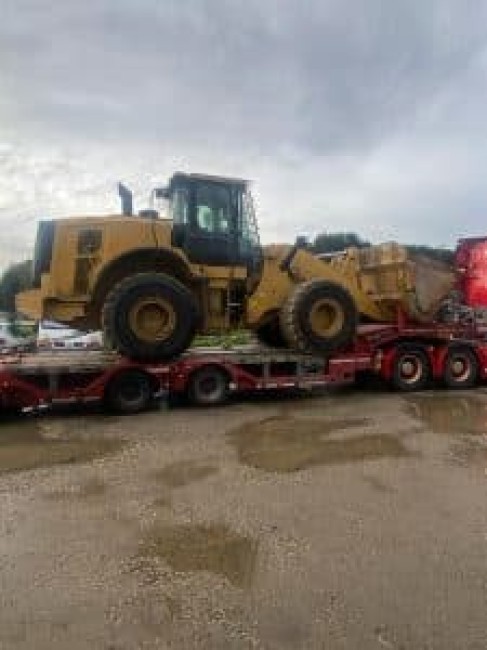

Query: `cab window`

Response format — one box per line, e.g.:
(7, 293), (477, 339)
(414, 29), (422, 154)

(195, 183), (231, 234)
(171, 188), (189, 225)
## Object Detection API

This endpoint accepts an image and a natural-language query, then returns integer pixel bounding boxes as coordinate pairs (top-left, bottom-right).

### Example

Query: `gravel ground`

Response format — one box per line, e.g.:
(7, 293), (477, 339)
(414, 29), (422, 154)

(1, 388), (487, 649)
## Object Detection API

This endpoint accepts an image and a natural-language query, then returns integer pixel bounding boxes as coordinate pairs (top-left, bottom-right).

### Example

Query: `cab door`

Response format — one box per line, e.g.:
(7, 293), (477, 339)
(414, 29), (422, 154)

(184, 181), (239, 266)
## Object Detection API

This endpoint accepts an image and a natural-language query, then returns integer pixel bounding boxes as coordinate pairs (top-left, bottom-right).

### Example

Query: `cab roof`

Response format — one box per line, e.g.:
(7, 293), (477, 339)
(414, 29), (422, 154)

(169, 172), (250, 188)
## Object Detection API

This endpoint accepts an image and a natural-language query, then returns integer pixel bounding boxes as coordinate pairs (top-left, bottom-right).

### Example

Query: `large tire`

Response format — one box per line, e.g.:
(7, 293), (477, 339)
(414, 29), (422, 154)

(105, 370), (152, 414)
(280, 280), (357, 353)
(102, 273), (198, 361)
(254, 315), (286, 348)
(188, 366), (230, 406)
(392, 346), (431, 392)
(443, 347), (478, 390)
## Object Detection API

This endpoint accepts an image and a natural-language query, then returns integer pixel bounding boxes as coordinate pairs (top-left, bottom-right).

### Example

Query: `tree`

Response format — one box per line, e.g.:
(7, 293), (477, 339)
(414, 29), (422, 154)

(0, 259), (32, 313)
(311, 232), (454, 264)
(405, 245), (454, 265)
(312, 232), (371, 254)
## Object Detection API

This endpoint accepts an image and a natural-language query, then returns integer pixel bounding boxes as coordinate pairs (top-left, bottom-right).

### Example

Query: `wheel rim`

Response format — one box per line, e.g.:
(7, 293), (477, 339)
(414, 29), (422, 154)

(128, 297), (176, 343)
(309, 298), (344, 338)
(398, 354), (422, 384)
(199, 375), (220, 399)
(449, 355), (471, 382)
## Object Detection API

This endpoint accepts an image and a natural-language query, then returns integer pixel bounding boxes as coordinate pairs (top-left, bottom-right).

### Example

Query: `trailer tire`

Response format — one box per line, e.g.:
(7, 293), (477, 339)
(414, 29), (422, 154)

(188, 366), (230, 406)
(102, 272), (198, 361)
(392, 347), (431, 392)
(443, 347), (478, 390)
(106, 370), (152, 414)
(280, 280), (357, 353)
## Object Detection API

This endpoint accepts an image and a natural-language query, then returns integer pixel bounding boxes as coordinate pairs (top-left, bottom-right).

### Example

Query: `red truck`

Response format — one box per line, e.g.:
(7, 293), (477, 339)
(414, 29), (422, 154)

(456, 236), (487, 308)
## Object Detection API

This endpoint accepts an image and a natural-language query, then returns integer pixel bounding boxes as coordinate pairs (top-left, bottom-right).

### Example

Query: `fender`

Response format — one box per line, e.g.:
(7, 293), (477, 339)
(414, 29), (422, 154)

(91, 246), (194, 309)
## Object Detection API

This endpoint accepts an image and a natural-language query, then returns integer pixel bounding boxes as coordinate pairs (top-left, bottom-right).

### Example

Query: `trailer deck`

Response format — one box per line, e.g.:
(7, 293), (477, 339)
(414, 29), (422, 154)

(1, 321), (487, 414)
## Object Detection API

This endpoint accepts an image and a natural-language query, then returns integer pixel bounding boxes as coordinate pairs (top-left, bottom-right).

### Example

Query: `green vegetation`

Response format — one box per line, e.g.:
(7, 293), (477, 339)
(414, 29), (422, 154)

(193, 330), (252, 349)
(312, 232), (370, 253)
(0, 259), (36, 339)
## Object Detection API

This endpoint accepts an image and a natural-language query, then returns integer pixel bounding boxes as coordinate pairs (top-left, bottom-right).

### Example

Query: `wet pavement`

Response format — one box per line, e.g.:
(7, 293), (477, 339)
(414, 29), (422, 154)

(0, 415), (124, 474)
(228, 415), (411, 472)
(141, 522), (257, 589)
(1, 389), (487, 648)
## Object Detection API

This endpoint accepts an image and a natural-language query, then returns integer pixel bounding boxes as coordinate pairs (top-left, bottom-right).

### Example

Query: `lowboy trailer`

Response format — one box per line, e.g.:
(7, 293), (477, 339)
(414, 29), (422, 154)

(1, 321), (487, 415)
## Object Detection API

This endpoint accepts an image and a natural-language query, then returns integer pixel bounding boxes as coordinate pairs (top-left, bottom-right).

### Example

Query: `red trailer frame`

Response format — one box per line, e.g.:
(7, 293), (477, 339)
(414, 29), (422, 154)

(167, 321), (487, 404)
(1, 319), (487, 414)
(0, 351), (170, 414)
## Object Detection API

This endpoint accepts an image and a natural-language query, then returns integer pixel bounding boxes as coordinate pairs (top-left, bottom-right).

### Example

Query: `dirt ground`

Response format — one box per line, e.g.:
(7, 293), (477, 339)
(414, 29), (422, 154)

(2, 388), (487, 649)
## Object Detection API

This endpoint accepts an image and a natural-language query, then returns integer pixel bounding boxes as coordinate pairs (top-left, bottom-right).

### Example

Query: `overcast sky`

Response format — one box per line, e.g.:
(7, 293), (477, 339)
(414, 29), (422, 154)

(1, 0), (487, 267)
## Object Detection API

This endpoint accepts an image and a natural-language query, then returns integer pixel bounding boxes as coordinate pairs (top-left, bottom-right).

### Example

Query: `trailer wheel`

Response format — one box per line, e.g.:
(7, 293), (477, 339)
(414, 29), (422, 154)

(188, 366), (230, 406)
(106, 370), (152, 414)
(443, 348), (478, 390)
(392, 347), (431, 392)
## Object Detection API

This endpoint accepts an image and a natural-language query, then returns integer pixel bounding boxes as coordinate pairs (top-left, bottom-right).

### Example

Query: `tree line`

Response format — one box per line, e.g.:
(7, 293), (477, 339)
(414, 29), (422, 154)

(0, 233), (454, 313)
(311, 232), (454, 264)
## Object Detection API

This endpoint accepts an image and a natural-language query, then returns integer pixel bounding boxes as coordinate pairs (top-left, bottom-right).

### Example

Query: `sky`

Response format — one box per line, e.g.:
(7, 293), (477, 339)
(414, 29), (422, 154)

(1, 0), (487, 268)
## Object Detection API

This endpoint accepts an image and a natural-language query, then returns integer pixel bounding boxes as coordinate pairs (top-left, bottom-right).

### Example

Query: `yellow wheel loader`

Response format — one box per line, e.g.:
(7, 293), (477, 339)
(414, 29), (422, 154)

(16, 173), (454, 361)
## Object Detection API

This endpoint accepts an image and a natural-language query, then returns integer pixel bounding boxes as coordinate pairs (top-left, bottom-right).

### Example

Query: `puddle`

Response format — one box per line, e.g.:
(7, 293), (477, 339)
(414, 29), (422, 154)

(406, 393), (487, 435)
(154, 461), (217, 488)
(228, 415), (411, 473)
(406, 393), (487, 467)
(0, 417), (123, 474)
(140, 523), (257, 588)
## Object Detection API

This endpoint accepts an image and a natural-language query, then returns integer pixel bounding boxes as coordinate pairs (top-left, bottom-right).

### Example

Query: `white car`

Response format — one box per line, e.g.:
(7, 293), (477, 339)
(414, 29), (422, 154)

(37, 320), (104, 351)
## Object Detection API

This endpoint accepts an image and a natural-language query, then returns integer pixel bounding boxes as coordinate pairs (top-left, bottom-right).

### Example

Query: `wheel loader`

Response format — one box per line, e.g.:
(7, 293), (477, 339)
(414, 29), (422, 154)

(16, 172), (454, 361)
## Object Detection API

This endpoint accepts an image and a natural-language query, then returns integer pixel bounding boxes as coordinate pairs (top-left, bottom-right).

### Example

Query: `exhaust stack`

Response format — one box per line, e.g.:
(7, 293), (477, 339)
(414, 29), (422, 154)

(118, 183), (133, 216)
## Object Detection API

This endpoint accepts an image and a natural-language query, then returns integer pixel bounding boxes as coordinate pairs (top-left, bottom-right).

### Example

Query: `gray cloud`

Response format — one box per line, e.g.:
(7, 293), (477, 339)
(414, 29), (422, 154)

(1, 0), (487, 267)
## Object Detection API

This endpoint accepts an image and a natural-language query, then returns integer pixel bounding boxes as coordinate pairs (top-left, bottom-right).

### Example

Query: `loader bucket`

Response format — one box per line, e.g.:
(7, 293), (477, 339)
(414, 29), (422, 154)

(351, 243), (455, 323)
(403, 254), (455, 322)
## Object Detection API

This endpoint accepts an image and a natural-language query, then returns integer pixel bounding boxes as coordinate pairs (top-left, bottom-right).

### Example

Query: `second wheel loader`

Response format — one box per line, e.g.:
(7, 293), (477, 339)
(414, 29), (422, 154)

(16, 172), (454, 361)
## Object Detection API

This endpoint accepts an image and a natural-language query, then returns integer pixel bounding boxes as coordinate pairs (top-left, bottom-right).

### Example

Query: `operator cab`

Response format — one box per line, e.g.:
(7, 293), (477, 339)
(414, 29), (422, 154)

(155, 172), (262, 270)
